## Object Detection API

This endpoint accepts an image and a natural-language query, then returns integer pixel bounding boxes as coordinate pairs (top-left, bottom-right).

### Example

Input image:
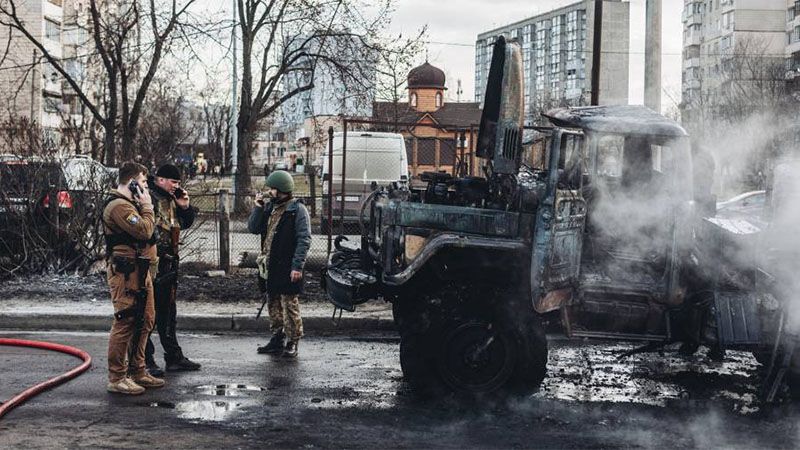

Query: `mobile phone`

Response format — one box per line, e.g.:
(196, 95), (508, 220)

(128, 179), (141, 198)
(174, 187), (186, 199)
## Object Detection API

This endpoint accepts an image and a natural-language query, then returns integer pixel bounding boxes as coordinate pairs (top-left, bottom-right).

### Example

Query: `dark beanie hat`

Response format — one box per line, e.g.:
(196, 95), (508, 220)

(156, 164), (182, 180)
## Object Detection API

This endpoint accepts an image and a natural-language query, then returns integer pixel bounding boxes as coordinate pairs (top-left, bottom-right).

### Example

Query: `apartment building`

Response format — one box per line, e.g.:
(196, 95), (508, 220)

(681, 0), (786, 107)
(787, 0), (800, 89)
(0, 0), (68, 145)
(474, 0), (630, 125)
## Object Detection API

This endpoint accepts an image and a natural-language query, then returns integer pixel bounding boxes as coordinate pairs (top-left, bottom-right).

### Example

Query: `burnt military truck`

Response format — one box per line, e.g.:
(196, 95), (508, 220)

(323, 36), (793, 396)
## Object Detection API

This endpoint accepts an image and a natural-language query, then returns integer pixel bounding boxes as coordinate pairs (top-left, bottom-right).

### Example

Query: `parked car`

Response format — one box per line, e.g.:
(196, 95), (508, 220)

(716, 190), (766, 218)
(273, 159), (290, 171)
(0, 155), (116, 267)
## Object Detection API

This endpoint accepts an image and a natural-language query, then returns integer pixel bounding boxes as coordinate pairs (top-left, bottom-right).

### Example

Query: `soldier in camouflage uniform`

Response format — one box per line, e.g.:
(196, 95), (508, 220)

(248, 170), (311, 357)
(135, 164), (200, 375)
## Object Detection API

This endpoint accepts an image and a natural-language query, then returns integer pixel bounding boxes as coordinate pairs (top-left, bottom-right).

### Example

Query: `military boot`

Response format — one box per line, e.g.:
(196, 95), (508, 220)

(166, 356), (202, 372)
(133, 373), (166, 389)
(146, 358), (165, 378)
(107, 378), (145, 395)
(257, 331), (286, 354)
(282, 340), (298, 358)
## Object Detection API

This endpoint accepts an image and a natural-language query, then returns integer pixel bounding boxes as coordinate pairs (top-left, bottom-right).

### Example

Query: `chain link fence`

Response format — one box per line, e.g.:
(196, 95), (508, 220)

(181, 183), (333, 274)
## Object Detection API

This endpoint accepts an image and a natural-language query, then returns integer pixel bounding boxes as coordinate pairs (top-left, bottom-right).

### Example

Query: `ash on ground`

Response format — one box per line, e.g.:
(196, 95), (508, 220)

(0, 269), (328, 304)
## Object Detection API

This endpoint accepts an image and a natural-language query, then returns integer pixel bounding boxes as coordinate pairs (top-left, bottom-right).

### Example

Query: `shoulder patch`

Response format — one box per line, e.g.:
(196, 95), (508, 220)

(126, 213), (140, 225)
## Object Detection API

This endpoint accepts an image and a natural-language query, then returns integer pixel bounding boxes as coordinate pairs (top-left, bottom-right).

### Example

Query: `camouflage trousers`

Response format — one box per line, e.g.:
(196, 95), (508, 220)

(267, 294), (304, 341)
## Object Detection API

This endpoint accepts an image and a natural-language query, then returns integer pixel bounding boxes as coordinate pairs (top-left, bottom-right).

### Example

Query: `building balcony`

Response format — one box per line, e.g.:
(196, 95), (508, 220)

(684, 32), (702, 47)
(787, 41), (800, 56)
(43, 1), (63, 20)
(789, 16), (800, 32)
(41, 111), (63, 129)
(684, 57), (701, 69)
(684, 12), (703, 26)
(684, 79), (701, 90)
(720, 0), (734, 13)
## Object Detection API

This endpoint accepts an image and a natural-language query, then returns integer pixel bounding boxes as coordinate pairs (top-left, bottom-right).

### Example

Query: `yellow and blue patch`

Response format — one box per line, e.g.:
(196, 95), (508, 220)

(125, 213), (140, 225)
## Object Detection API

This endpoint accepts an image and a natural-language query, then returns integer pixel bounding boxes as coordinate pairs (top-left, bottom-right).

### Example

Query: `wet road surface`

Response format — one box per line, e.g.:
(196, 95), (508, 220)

(1, 331), (798, 448)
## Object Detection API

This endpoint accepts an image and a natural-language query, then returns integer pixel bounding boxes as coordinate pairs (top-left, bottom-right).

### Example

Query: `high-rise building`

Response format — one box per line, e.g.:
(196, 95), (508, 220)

(786, 0), (800, 91)
(474, 0), (630, 125)
(681, 0), (786, 112)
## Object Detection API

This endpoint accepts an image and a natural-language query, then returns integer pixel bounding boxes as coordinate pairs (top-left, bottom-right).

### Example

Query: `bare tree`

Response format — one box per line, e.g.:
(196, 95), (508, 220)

(233, 0), (409, 210)
(0, 0), (200, 166)
(132, 75), (198, 167)
(372, 29), (427, 128)
(682, 35), (796, 193)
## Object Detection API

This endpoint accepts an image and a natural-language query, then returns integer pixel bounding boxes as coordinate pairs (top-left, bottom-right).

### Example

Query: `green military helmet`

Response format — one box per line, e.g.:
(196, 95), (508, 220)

(265, 170), (294, 193)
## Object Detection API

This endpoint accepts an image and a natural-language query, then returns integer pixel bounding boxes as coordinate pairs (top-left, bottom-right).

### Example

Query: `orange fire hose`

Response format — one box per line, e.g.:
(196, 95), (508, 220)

(0, 338), (92, 420)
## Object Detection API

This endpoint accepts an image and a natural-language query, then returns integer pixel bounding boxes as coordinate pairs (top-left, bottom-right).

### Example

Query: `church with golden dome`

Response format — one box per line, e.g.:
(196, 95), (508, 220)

(371, 61), (483, 178)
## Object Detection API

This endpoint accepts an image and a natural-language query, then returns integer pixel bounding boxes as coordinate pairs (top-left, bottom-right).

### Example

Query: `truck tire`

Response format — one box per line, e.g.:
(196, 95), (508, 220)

(497, 296), (548, 392)
(393, 300), (444, 395)
(435, 319), (517, 394)
(399, 331), (442, 395)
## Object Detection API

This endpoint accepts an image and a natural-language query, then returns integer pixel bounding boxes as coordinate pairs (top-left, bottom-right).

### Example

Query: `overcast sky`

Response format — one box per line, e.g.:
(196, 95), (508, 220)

(200, 0), (684, 113)
(387, 0), (684, 112)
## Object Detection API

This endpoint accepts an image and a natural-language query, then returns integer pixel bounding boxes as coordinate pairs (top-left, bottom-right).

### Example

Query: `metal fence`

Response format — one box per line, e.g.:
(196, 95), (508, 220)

(181, 189), (333, 272)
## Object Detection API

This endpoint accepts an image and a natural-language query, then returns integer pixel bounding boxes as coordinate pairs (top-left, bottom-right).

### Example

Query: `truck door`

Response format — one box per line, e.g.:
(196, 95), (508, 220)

(530, 130), (586, 312)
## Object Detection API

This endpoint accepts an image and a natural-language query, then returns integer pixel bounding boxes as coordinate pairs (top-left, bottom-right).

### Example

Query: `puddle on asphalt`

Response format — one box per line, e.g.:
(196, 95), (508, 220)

(539, 342), (764, 414)
(195, 384), (266, 396)
(142, 400), (247, 422)
(137, 384), (266, 422)
(174, 400), (244, 422)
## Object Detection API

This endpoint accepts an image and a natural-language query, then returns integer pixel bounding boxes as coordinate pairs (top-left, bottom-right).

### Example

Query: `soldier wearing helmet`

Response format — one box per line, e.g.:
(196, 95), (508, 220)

(248, 170), (312, 357)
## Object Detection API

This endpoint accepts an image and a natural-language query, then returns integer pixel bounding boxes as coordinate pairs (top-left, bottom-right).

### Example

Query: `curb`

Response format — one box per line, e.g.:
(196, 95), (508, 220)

(0, 313), (396, 334)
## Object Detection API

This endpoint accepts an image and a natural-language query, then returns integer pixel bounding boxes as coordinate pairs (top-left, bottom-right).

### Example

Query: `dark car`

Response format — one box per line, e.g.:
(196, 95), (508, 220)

(0, 156), (115, 268)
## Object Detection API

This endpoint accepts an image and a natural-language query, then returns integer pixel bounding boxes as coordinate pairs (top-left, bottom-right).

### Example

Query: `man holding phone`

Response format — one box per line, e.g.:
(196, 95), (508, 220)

(136, 164), (200, 375)
(103, 162), (164, 394)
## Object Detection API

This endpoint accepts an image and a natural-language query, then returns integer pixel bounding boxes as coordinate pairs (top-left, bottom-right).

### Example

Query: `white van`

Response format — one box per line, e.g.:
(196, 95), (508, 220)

(322, 132), (408, 232)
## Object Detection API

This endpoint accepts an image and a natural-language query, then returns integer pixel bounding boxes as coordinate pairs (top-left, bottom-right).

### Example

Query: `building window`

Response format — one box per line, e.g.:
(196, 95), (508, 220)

(410, 92), (417, 107)
(417, 138), (436, 165)
(43, 94), (62, 113)
(435, 92), (442, 108)
(45, 18), (60, 41)
(440, 139), (456, 166)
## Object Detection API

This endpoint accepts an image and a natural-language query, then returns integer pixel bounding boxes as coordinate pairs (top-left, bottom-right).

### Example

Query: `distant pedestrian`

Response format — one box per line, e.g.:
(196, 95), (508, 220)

(248, 170), (311, 358)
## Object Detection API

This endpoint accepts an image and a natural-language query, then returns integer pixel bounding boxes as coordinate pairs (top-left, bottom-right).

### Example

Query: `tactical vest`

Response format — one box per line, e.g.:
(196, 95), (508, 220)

(102, 193), (151, 257)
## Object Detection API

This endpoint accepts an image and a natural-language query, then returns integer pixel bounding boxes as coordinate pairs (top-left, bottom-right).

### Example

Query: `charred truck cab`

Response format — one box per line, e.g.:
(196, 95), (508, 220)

(325, 37), (714, 394)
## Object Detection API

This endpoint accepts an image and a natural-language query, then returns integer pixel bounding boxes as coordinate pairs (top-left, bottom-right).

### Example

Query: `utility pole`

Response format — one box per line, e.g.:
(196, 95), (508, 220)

(590, 0), (603, 106)
(644, 0), (662, 112)
(230, 0), (239, 195)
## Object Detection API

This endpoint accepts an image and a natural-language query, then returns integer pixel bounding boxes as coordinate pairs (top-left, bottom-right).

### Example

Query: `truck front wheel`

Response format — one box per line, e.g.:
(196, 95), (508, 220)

(436, 320), (517, 394)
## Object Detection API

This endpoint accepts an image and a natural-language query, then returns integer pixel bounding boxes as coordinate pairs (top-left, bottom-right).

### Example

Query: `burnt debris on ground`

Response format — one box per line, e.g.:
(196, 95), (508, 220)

(0, 269), (329, 304)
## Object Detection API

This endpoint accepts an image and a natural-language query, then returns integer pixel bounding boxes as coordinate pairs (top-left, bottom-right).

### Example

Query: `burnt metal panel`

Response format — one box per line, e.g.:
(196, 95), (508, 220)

(392, 201), (521, 237)
(714, 290), (762, 345)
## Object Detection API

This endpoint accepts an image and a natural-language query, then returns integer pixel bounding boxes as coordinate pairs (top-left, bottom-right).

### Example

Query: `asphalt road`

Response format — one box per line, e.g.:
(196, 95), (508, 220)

(1, 331), (799, 449)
